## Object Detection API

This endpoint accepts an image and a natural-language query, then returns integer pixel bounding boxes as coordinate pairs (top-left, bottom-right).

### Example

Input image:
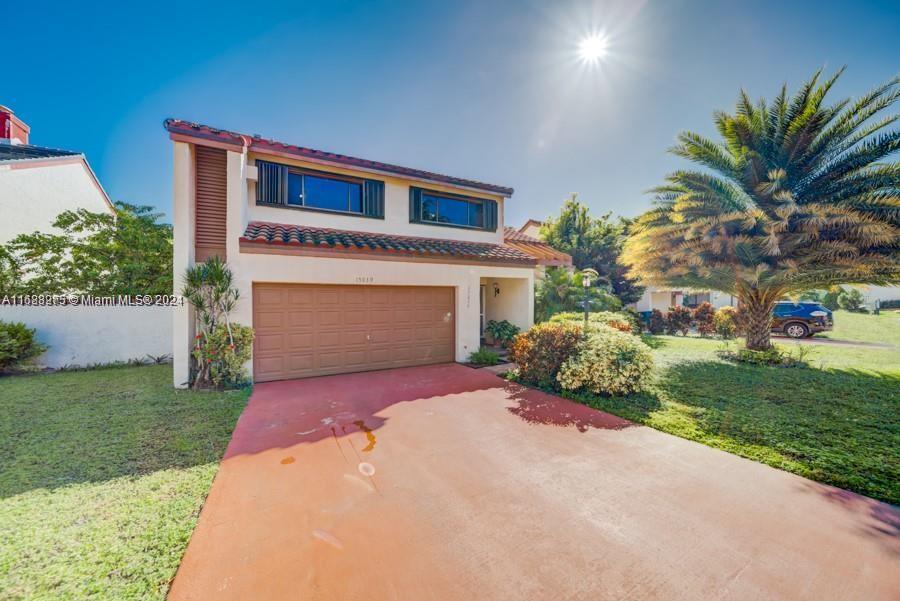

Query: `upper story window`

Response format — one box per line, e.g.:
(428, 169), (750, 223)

(287, 171), (363, 213)
(257, 159), (384, 218)
(410, 187), (498, 231)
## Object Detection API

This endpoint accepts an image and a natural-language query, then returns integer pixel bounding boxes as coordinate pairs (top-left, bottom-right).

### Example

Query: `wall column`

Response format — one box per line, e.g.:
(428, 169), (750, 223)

(172, 142), (195, 388)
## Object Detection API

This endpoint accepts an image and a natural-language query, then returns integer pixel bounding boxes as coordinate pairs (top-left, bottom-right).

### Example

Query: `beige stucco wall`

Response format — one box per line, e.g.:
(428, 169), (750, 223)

(482, 277), (533, 332)
(171, 144), (531, 387)
(0, 160), (112, 243)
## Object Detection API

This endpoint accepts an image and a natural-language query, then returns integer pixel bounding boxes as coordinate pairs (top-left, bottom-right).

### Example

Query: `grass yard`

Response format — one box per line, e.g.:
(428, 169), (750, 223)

(818, 309), (900, 345)
(0, 365), (249, 600)
(559, 323), (899, 505)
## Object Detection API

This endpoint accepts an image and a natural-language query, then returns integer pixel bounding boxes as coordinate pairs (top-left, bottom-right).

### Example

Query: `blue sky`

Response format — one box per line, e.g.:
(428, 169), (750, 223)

(6, 0), (899, 225)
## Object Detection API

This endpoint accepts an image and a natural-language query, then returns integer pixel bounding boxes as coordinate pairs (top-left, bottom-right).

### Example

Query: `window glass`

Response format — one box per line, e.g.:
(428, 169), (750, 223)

(287, 172), (303, 206)
(348, 182), (363, 213)
(421, 192), (482, 227)
(468, 201), (484, 227)
(304, 175), (352, 211)
(439, 197), (470, 226)
(421, 195), (439, 222)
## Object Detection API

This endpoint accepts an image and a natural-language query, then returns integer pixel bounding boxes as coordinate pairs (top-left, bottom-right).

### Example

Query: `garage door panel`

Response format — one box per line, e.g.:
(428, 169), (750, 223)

(287, 289), (315, 305)
(256, 312), (284, 328)
(254, 284), (455, 382)
(256, 333), (285, 352)
(287, 311), (314, 328)
(317, 311), (342, 327)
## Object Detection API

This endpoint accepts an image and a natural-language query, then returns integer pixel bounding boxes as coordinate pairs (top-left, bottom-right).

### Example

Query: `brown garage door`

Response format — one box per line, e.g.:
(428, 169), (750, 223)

(253, 284), (455, 382)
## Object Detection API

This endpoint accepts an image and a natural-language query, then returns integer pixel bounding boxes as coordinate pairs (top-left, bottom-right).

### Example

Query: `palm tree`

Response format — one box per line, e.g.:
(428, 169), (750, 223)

(623, 69), (900, 350)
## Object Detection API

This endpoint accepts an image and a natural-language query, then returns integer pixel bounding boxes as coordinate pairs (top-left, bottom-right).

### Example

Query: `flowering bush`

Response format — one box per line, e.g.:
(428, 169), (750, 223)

(714, 306), (739, 339)
(556, 326), (654, 396)
(192, 324), (254, 388)
(508, 321), (582, 389)
(666, 305), (693, 335)
(692, 302), (716, 337)
(646, 309), (667, 334)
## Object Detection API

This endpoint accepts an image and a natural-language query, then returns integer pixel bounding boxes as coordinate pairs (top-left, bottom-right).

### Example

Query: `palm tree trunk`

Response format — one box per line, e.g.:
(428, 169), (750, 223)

(742, 292), (775, 351)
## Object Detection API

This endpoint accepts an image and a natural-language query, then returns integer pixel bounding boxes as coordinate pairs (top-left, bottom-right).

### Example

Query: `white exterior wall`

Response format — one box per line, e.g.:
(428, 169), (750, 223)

(855, 285), (900, 306)
(0, 160), (112, 243)
(172, 144), (532, 387)
(0, 306), (172, 368)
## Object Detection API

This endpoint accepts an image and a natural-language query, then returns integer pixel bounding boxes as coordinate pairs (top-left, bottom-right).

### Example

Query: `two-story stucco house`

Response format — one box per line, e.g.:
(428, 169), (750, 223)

(166, 119), (539, 386)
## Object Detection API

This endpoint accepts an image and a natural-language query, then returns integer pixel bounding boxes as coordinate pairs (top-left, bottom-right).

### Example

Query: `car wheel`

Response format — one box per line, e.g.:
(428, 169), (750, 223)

(784, 322), (809, 339)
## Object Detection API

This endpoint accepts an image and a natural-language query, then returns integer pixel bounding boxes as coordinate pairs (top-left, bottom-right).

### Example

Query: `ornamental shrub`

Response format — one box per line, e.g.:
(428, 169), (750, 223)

(713, 306), (738, 339)
(556, 325), (654, 396)
(484, 319), (520, 347)
(0, 321), (46, 370)
(666, 305), (693, 335)
(193, 323), (254, 388)
(646, 309), (666, 334)
(508, 321), (582, 389)
(692, 302), (716, 337)
(549, 311), (640, 334)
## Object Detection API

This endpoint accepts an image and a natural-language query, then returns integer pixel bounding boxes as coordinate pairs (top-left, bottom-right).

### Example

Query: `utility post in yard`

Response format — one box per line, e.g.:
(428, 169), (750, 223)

(580, 268), (599, 335)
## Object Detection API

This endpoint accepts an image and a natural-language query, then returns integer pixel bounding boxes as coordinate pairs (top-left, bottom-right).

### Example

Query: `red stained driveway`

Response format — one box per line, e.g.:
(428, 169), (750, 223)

(169, 364), (899, 600)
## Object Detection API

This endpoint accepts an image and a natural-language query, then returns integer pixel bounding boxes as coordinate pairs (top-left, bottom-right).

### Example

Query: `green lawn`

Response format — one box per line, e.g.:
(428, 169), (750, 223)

(560, 329), (899, 505)
(0, 365), (249, 600)
(818, 309), (900, 345)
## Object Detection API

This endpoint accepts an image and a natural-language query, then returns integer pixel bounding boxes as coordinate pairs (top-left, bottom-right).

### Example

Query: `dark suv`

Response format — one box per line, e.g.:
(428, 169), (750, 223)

(772, 301), (834, 338)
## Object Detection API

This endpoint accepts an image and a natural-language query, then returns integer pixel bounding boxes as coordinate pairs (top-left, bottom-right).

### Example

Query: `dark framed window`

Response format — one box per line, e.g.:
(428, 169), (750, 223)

(256, 159), (384, 218)
(287, 170), (363, 213)
(410, 187), (497, 231)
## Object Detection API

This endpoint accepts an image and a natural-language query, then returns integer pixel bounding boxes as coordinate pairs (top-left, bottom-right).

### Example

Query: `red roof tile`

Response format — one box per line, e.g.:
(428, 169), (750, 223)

(164, 119), (514, 196)
(241, 222), (536, 265)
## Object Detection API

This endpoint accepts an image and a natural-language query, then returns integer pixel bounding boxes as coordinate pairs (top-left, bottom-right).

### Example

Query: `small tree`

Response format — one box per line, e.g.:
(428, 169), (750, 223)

(181, 257), (240, 389)
(693, 302), (717, 336)
(838, 288), (867, 312)
(535, 267), (621, 322)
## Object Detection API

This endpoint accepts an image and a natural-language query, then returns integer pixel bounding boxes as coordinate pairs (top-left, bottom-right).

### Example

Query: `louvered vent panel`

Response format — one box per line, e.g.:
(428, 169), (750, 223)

(194, 146), (227, 261)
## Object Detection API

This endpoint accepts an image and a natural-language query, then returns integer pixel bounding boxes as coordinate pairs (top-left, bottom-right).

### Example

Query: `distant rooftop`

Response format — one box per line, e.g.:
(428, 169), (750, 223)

(0, 144), (81, 163)
(164, 118), (514, 197)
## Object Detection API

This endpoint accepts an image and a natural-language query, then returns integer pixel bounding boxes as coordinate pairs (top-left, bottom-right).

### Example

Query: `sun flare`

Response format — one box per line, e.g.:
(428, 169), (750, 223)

(578, 33), (608, 64)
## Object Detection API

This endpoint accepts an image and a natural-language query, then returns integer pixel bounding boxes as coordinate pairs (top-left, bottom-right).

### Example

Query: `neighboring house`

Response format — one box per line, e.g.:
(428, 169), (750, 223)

(517, 218), (544, 240)
(0, 106), (113, 243)
(633, 287), (737, 313)
(856, 285), (900, 308)
(166, 119), (538, 386)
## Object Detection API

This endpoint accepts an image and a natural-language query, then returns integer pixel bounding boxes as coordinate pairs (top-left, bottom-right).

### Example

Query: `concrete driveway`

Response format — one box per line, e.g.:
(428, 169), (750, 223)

(169, 364), (899, 601)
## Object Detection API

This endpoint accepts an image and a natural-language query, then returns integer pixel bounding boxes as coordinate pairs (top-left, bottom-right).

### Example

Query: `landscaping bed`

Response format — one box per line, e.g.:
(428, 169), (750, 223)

(0, 364), (249, 600)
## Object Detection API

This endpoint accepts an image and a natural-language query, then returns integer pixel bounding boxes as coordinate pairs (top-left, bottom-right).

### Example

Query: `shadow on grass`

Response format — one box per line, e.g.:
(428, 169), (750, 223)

(654, 360), (900, 505)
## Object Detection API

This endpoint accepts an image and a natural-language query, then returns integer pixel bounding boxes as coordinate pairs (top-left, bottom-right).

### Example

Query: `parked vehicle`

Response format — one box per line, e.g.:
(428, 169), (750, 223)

(772, 301), (834, 338)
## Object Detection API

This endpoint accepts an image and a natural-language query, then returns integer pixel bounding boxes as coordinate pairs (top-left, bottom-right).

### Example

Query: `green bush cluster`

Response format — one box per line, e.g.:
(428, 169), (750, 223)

(468, 347), (500, 366)
(713, 306), (739, 338)
(556, 326), (654, 396)
(0, 321), (46, 370)
(484, 319), (520, 347)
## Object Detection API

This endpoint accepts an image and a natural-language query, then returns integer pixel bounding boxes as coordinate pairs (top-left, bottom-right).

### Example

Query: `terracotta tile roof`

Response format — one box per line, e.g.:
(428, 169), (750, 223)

(503, 227), (572, 266)
(241, 222), (536, 265)
(164, 119), (514, 197)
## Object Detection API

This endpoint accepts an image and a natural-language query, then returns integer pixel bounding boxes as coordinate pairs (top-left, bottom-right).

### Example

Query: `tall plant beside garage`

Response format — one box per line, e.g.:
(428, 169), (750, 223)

(181, 257), (254, 389)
